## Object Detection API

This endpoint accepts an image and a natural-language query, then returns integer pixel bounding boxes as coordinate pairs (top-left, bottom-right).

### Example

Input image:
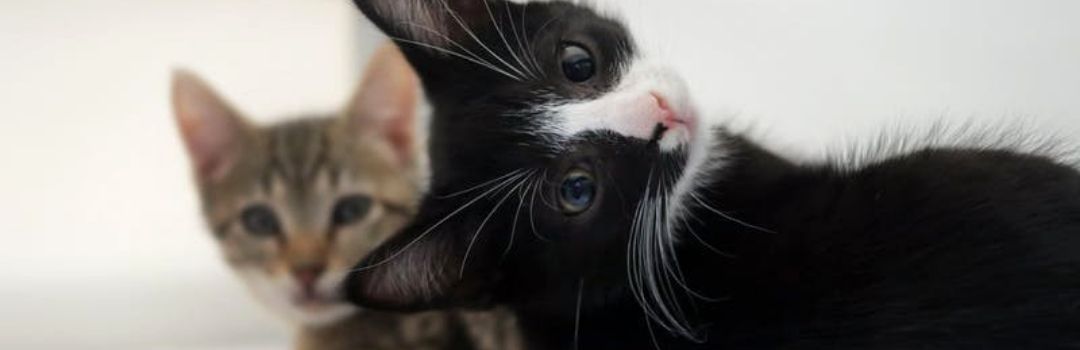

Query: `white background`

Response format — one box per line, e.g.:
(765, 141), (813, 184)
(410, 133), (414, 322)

(0, 0), (1077, 349)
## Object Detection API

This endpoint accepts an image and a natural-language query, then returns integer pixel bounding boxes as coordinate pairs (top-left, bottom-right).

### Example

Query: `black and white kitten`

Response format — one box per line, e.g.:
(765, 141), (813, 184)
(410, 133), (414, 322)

(345, 0), (1080, 349)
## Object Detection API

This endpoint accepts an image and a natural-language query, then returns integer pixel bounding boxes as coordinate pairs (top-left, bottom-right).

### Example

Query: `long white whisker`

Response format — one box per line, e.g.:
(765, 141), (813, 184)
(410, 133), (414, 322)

(506, 0), (538, 79)
(501, 172), (530, 260)
(645, 184), (687, 335)
(689, 193), (776, 234)
(644, 314), (663, 350)
(573, 278), (585, 350)
(526, 15), (560, 76)
(628, 170), (661, 327)
(534, 176), (562, 210)
(484, 0), (535, 79)
(398, 21), (498, 68)
(460, 172), (532, 277)
(437, 0), (526, 79)
(352, 170), (528, 272)
(658, 210), (721, 303)
(436, 168), (524, 199)
(518, 3), (543, 76)
(388, 37), (521, 81)
(527, 172), (550, 241)
(653, 171), (711, 301)
(679, 217), (736, 259)
(627, 168), (704, 341)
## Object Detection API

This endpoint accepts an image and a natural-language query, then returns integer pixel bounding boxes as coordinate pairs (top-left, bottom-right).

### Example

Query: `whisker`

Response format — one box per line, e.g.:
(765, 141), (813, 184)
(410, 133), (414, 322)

(535, 175), (562, 211)
(626, 168), (704, 341)
(531, 15), (561, 46)
(522, 3), (544, 76)
(388, 37), (522, 81)
(627, 170), (660, 327)
(436, 168), (525, 199)
(689, 192), (776, 234)
(436, 0), (527, 80)
(483, 0), (535, 80)
(460, 171), (533, 277)
(398, 21), (499, 68)
(644, 314), (663, 350)
(658, 217), (722, 303)
(572, 278), (585, 350)
(679, 217), (737, 259)
(352, 170), (528, 272)
(519, 2), (543, 75)
(528, 172), (551, 242)
(501, 171), (533, 260)
(523, 14), (561, 77)
(506, 0), (538, 79)
(647, 187), (690, 333)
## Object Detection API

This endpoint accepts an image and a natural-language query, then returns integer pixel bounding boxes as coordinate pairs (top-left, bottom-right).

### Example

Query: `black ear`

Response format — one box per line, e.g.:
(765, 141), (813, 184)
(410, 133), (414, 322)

(343, 198), (501, 310)
(344, 229), (458, 310)
(353, 0), (494, 50)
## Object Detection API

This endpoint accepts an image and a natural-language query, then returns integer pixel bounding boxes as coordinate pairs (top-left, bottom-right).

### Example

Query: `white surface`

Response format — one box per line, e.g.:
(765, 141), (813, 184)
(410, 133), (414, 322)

(0, 0), (1077, 349)
(0, 0), (374, 349)
(612, 0), (1080, 154)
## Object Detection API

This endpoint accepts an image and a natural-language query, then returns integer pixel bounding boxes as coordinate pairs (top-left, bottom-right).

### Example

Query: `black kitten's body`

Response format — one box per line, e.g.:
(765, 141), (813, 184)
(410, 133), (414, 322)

(538, 137), (1080, 349)
(345, 0), (1080, 348)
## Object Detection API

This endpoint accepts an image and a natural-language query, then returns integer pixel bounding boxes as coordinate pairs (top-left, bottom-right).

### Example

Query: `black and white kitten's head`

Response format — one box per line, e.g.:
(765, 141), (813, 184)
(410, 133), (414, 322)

(346, 0), (721, 339)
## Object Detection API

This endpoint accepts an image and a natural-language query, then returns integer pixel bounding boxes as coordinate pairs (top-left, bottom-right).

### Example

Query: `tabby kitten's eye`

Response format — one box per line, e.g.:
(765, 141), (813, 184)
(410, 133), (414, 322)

(240, 205), (281, 237)
(560, 43), (595, 83)
(559, 169), (596, 214)
(331, 194), (373, 227)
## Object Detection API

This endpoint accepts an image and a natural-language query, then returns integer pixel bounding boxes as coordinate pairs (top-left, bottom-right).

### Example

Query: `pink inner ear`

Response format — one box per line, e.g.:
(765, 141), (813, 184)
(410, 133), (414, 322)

(180, 113), (238, 182)
(383, 110), (416, 165)
(348, 43), (420, 167)
(172, 70), (244, 183)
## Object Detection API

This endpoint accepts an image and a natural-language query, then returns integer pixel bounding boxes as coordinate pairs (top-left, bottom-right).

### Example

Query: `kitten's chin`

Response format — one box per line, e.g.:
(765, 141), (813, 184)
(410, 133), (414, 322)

(657, 122), (694, 152)
(287, 302), (357, 327)
(666, 121), (725, 223)
(237, 269), (358, 327)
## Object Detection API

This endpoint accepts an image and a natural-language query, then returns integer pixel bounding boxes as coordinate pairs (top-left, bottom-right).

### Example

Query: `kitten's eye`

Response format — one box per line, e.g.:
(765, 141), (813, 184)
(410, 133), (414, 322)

(331, 194), (373, 227)
(240, 205), (281, 237)
(559, 169), (596, 214)
(560, 43), (595, 83)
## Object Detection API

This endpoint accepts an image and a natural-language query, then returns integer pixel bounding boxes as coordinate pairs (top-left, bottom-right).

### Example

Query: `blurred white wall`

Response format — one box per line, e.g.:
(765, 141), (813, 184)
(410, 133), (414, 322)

(0, 0), (1077, 349)
(612, 0), (1080, 153)
(0, 0), (380, 349)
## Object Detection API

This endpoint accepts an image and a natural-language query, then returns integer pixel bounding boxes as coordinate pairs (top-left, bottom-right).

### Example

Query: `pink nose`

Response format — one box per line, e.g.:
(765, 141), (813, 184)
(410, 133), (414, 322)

(292, 264), (325, 296)
(650, 92), (684, 128)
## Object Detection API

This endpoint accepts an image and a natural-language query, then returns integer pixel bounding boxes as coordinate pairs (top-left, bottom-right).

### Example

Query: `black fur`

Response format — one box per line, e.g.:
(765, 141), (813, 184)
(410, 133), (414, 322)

(345, 0), (1080, 348)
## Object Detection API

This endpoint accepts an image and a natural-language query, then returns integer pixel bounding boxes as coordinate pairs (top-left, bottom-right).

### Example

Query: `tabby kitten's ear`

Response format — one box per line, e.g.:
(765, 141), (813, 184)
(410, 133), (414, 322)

(345, 43), (420, 167)
(171, 69), (251, 183)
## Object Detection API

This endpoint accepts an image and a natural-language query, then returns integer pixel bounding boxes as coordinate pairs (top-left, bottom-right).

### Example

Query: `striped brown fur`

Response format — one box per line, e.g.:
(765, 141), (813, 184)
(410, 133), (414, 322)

(173, 44), (521, 350)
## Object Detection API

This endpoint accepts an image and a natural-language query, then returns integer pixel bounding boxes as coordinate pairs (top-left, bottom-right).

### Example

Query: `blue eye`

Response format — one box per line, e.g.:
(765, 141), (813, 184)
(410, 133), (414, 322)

(559, 170), (596, 214)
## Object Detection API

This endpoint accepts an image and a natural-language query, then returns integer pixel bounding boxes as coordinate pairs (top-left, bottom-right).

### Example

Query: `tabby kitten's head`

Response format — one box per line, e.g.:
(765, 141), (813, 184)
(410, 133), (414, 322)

(173, 45), (421, 326)
(346, 0), (714, 338)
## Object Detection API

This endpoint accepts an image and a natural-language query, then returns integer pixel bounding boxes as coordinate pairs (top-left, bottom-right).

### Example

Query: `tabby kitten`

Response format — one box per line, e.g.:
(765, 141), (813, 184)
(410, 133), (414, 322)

(172, 44), (520, 350)
(345, 1), (1080, 349)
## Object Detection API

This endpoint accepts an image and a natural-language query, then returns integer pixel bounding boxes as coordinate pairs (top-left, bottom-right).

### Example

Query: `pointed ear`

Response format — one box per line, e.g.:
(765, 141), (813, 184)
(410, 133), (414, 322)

(344, 229), (460, 310)
(352, 0), (493, 49)
(345, 43), (420, 166)
(344, 200), (499, 310)
(170, 69), (250, 183)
